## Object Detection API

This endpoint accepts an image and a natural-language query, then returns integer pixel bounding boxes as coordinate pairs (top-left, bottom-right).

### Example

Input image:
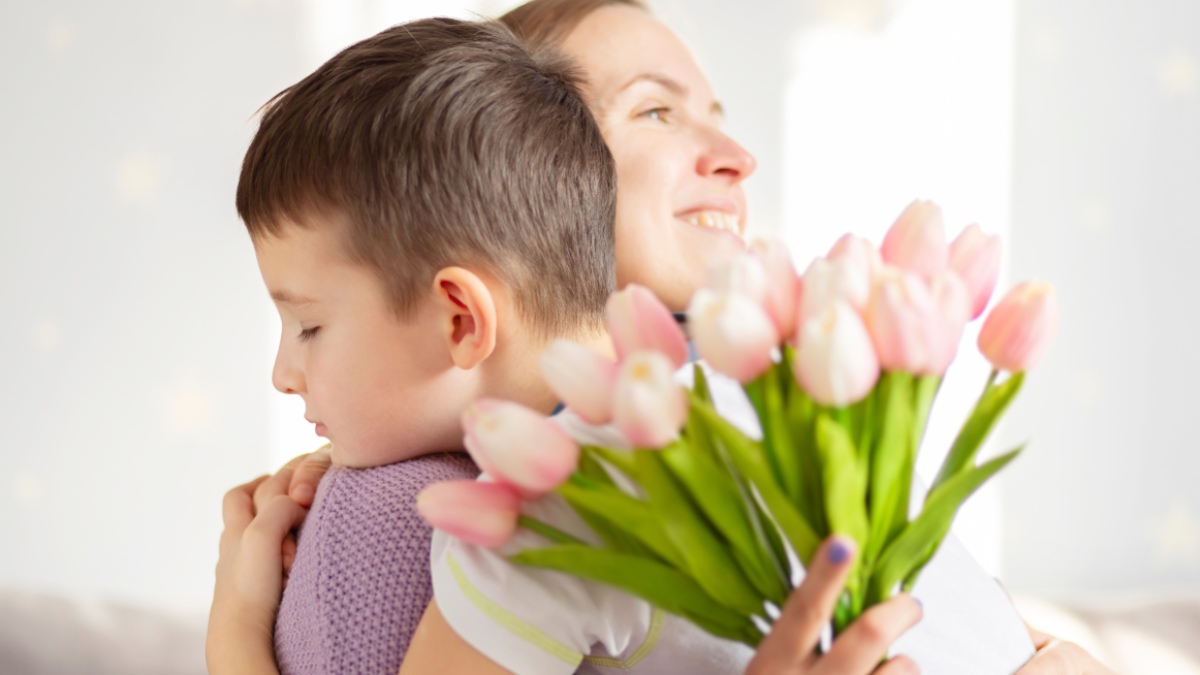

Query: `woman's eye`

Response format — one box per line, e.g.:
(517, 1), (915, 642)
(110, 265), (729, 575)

(298, 327), (320, 342)
(639, 107), (670, 122)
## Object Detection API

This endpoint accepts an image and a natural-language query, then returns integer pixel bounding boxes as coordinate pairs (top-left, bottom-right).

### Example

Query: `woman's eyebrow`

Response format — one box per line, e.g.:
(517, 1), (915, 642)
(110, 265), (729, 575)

(618, 72), (725, 117)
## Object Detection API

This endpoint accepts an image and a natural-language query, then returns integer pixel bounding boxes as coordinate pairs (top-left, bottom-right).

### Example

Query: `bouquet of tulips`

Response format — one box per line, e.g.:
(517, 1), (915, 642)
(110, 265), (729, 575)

(419, 200), (1060, 647)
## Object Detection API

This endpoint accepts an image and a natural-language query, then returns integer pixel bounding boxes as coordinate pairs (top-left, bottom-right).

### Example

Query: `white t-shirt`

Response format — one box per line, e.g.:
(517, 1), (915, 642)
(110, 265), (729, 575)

(430, 365), (1035, 674)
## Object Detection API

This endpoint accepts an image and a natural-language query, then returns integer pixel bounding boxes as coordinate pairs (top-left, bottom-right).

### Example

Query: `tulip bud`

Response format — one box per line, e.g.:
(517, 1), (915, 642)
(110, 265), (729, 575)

(612, 351), (688, 448)
(705, 252), (769, 307)
(928, 271), (971, 375)
(462, 399), (580, 498)
(749, 238), (802, 337)
(977, 282), (1060, 372)
(880, 200), (949, 281)
(417, 480), (521, 549)
(799, 256), (872, 327)
(949, 224), (1003, 319)
(540, 340), (618, 425)
(865, 267), (942, 374)
(687, 289), (778, 383)
(606, 285), (690, 368)
(827, 234), (884, 278)
(794, 301), (880, 407)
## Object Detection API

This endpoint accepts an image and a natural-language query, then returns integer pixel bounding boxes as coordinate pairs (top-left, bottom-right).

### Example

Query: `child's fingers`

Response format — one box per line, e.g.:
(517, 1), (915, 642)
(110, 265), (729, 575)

(816, 593), (922, 674)
(282, 533), (298, 575)
(288, 446), (331, 507)
(751, 536), (858, 671)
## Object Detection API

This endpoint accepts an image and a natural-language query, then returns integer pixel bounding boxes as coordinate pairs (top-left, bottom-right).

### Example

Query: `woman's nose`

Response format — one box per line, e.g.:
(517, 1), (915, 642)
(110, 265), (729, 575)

(696, 129), (757, 183)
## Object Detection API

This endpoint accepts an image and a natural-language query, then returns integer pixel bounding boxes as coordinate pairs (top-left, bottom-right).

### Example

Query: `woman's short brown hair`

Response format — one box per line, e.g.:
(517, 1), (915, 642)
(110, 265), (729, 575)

(500, 0), (648, 50)
(236, 18), (616, 336)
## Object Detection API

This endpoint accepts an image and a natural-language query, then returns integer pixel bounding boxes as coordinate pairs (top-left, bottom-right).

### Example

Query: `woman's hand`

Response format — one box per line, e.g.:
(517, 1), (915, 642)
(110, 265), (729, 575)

(206, 474), (307, 675)
(745, 537), (922, 675)
(1015, 624), (1118, 675)
(250, 446), (332, 573)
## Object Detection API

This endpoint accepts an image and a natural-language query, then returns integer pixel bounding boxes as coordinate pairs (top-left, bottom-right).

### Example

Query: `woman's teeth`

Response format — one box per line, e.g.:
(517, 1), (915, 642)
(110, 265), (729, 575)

(682, 210), (740, 235)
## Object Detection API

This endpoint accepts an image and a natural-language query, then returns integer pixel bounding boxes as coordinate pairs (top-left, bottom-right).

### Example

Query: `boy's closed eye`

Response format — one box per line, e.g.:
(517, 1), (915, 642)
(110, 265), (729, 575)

(298, 326), (320, 342)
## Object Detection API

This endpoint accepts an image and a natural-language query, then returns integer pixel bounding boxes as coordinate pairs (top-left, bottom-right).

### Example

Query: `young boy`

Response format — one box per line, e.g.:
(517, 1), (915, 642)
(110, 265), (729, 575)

(207, 17), (617, 675)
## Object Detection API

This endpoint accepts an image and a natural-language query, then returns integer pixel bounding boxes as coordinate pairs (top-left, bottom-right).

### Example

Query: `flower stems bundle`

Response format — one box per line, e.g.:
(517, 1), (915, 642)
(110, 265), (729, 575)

(419, 200), (1060, 647)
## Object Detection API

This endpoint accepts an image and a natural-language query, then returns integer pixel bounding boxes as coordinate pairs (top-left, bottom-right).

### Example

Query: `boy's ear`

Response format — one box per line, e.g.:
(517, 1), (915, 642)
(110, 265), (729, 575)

(432, 267), (498, 370)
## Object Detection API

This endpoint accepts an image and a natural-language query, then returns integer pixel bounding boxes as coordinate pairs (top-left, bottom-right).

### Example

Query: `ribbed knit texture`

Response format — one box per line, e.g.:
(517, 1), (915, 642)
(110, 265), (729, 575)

(274, 452), (480, 675)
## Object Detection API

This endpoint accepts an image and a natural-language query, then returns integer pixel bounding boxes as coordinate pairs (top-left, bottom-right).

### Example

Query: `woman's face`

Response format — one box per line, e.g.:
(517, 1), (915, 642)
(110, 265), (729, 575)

(561, 5), (758, 312)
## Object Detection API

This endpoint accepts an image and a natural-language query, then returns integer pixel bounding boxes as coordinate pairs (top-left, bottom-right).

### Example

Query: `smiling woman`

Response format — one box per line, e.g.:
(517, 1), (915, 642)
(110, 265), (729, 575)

(509, 0), (758, 311)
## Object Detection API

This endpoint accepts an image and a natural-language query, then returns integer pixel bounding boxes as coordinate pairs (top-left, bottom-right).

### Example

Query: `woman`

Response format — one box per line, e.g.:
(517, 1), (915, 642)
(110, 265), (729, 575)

(228, 1), (1111, 672)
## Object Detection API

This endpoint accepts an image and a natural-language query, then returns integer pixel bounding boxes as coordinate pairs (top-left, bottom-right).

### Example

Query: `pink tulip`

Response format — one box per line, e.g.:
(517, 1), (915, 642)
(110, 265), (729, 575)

(794, 301), (880, 407)
(705, 252), (769, 307)
(749, 238), (802, 337)
(540, 340), (619, 424)
(865, 267), (942, 374)
(880, 200), (949, 281)
(928, 271), (971, 375)
(949, 224), (1003, 319)
(798, 256), (872, 327)
(612, 351), (688, 448)
(977, 282), (1060, 372)
(687, 289), (778, 383)
(462, 399), (579, 498)
(417, 480), (521, 549)
(827, 234), (884, 278)
(606, 285), (690, 369)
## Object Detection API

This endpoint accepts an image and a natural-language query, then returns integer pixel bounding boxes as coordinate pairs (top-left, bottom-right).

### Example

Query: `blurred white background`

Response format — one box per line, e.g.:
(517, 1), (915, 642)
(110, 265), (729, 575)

(1, 0), (1198, 670)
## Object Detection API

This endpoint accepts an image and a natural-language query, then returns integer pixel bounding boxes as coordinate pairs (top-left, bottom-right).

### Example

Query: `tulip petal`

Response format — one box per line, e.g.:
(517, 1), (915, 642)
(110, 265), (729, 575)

(539, 340), (618, 425)
(417, 480), (521, 549)
(462, 399), (580, 497)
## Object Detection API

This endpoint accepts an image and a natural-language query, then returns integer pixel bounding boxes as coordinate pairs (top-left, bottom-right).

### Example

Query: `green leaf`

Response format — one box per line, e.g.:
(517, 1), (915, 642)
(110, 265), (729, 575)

(763, 361), (803, 502)
(692, 362), (713, 405)
(930, 372), (1024, 493)
(578, 449), (617, 487)
(556, 475), (677, 565)
(815, 414), (870, 593)
(660, 440), (789, 605)
(871, 447), (1023, 602)
(512, 545), (761, 646)
(864, 372), (914, 566)
(583, 445), (637, 480)
(691, 397), (821, 565)
(636, 449), (764, 617)
(517, 515), (586, 545)
(912, 375), (941, 453)
(781, 346), (827, 537)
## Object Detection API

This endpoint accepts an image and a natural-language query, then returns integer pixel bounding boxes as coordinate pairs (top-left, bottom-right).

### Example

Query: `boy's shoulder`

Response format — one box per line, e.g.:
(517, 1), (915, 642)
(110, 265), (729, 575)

(275, 452), (479, 675)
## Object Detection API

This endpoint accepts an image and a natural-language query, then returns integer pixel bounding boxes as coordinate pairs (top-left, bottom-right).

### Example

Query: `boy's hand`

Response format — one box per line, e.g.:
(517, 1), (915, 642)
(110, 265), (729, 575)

(251, 446), (331, 573)
(1015, 625), (1118, 675)
(744, 537), (922, 675)
(207, 476), (307, 675)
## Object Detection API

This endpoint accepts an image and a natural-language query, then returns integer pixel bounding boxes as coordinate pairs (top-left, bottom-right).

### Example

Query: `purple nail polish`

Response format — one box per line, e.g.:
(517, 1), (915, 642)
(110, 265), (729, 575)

(828, 540), (850, 565)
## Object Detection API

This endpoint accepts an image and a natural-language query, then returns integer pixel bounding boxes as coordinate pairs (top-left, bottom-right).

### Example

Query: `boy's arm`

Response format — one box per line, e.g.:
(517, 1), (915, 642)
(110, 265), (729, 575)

(399, 600), (515, 675)
(207, 474), (306, 675)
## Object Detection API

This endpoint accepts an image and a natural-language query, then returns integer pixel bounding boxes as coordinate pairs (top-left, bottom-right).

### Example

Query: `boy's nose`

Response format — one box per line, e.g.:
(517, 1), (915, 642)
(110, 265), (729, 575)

(272, 349), (305, 395)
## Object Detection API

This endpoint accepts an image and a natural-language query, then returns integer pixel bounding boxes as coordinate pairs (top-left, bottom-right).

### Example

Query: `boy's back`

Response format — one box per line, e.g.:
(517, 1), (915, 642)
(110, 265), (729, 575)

(276, 453), (478, 675)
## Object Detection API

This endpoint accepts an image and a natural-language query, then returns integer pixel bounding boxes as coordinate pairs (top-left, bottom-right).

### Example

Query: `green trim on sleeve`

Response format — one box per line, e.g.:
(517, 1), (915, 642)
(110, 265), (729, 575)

(447, 552), (584, 668)
(582, 608), (665, 670)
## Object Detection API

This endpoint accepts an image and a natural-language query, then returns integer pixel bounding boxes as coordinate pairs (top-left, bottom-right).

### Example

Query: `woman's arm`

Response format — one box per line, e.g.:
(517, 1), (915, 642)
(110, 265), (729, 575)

(206, 474), (307, 675)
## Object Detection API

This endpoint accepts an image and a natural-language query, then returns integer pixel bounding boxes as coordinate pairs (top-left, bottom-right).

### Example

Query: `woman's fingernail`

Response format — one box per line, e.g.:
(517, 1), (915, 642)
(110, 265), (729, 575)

(293, 484), (315, 502)
(828, 539), (851, 565)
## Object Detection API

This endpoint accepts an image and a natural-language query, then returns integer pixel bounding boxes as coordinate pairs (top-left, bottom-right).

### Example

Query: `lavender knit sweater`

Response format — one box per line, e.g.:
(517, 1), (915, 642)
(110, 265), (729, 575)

(274, 453), (479, 675)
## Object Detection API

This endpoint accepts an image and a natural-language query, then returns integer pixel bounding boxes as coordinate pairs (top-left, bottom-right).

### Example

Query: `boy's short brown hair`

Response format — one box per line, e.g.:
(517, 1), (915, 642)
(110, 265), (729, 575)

(237, 18), (615, 335)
